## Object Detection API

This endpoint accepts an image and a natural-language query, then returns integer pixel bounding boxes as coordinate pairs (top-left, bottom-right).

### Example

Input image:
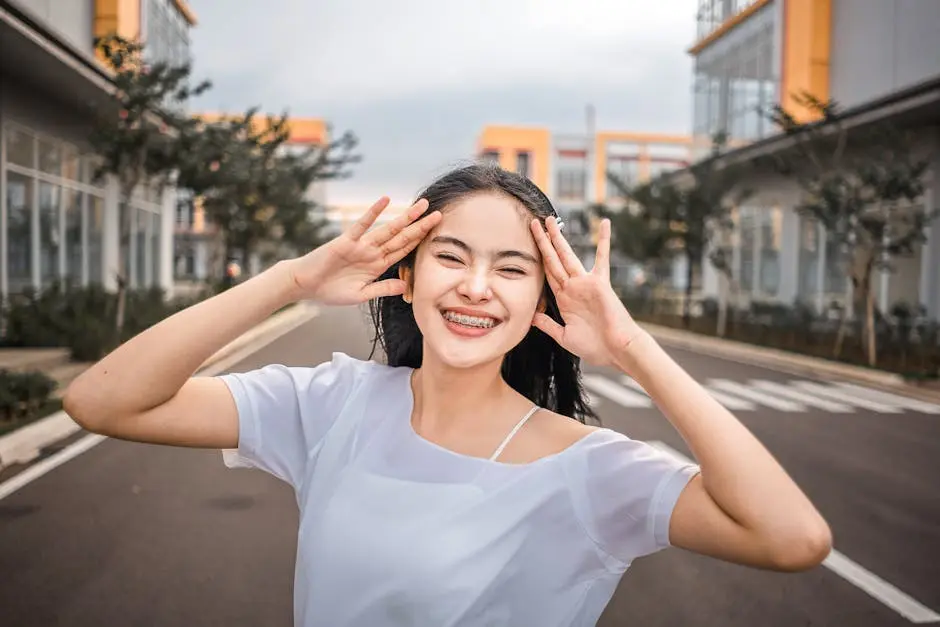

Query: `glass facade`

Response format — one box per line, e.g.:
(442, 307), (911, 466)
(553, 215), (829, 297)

(2, 124), (109, 294)
(144, 0), (191, 67)
(696, 0), (766, 40)
(693, 1), (777, 149)
(555, 153), (588, 202)
(2, 123), (163, 295)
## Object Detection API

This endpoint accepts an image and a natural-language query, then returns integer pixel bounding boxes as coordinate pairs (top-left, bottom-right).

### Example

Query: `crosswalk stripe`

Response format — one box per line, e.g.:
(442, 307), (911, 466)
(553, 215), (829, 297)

(790, 382), (904, 413)
(702, 386), (757, 410)
(582, 375), (651, 408)
(832, 383), (940, 415)
(750, 380), (855, 412)
(709, 379), (806, 412)
(622, 375), (756, 410)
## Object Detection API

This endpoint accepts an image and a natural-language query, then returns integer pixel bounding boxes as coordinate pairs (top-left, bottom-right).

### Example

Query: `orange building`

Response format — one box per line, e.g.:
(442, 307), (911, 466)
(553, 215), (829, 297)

(689, 0), (832, 155)
(476, 125), (693, 207)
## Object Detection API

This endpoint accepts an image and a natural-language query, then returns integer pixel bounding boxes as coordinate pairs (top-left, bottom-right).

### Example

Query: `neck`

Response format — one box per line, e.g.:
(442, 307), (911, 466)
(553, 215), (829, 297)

(410, 349), (516, 436)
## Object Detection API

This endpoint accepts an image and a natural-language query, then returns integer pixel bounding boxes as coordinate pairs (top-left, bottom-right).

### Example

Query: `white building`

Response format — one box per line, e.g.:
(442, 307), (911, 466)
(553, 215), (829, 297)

(0, 0), (197, 299)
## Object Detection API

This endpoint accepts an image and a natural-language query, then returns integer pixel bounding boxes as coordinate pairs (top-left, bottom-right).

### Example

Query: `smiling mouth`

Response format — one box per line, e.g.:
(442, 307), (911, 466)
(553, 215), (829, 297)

(440, 310), (501, 329)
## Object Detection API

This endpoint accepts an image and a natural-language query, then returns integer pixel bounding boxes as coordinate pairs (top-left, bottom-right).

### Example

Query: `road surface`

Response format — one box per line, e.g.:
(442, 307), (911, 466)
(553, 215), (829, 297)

(1, 305), (938, 626)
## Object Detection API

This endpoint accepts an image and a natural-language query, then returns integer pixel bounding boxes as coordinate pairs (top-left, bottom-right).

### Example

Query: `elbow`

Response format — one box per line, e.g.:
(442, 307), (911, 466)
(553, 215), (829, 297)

(767, 520), (833, 572)
(62, 381), (104, 435)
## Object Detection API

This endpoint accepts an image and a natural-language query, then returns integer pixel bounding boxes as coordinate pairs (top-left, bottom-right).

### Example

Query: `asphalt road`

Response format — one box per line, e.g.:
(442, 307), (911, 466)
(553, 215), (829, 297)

(1, 305), (938, 626)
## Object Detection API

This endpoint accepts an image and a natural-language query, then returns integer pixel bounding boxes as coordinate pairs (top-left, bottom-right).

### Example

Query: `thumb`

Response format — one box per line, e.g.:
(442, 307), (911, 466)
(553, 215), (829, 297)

(532, 312), (565, 344)
(361, 278), (407, 301)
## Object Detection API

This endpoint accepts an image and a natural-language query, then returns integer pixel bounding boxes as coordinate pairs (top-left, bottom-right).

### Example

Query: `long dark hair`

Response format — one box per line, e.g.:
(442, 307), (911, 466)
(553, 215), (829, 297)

(367, 163), (598, 425)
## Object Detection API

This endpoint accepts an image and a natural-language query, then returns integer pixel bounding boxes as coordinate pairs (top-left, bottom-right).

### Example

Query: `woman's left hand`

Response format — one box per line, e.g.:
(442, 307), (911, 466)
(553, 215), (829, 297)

(529, 216), (643, 368)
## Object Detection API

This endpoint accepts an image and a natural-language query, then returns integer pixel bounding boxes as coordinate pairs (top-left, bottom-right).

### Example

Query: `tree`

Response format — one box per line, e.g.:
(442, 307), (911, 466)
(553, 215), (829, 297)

(89, 33), (210, 332)
(177, 110), (359, 283)
(606, 133), (749, 328)
(767, 93), (934, 366)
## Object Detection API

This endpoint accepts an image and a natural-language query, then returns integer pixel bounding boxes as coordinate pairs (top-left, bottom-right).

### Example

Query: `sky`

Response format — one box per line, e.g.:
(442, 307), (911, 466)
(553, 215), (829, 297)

(188, 0), (699, 206)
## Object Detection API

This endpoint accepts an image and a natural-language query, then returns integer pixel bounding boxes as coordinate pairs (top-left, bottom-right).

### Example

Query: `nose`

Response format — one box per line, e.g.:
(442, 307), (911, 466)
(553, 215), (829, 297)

(456, 265), (492, 303)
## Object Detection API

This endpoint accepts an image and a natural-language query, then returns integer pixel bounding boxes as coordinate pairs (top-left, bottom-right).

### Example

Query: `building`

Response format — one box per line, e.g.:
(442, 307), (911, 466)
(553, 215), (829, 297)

(475, 124), (694, 286)
(688, 0), (940, 318)
(0, 0), (196, 300)
(173, 114), (328, 285)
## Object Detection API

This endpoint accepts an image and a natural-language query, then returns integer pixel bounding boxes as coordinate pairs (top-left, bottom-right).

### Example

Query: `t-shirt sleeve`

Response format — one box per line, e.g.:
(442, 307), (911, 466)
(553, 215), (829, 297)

(217, 352), (366, 490)
(565, 429), (701, 565)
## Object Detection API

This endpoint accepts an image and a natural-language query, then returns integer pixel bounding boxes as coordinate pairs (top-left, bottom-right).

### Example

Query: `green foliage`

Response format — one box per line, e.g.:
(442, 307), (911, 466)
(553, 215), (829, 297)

(0, 369), (57, 423)
(177, 109), (360, 269)
(766, 92), (934, 365)
(602, 133), (751, 324)
(1, 283), (207, 361)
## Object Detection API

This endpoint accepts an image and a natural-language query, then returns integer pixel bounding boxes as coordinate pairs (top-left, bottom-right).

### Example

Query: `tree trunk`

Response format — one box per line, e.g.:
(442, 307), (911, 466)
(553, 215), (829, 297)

(683, 253), (694, 328)
(865, 270), (877, 366)
(717, 272), (728, 338)
(114, 184), (136, 337)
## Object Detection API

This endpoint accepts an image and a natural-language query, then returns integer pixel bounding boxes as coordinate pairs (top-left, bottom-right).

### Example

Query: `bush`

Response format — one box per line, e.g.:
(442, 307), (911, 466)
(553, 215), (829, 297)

(0, 369), (57, 423)
(1, 281), (210, 361)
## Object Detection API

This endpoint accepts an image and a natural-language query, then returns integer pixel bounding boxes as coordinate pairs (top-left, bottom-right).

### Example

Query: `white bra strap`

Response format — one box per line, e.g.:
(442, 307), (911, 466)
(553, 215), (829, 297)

(489, 405), (540, 462)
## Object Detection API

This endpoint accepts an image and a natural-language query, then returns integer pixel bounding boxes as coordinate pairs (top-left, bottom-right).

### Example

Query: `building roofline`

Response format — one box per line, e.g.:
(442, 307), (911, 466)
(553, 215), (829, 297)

(172, 0), (198, 26)
(702, 74), (940, 169)
(688, 0), (773, 56)
(0, 0), (115, 88)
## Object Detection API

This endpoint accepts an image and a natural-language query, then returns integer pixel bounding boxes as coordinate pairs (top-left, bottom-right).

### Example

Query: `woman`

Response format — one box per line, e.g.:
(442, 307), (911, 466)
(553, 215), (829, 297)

(64, 165), (831, 626)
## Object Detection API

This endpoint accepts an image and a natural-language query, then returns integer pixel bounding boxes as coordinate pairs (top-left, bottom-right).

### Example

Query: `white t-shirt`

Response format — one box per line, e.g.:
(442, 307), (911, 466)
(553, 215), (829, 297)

(219, 352), (700, 627)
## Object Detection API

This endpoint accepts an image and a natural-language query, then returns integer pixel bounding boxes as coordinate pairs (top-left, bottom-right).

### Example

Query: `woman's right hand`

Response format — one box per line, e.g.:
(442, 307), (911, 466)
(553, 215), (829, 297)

(285, 197), (441, 306)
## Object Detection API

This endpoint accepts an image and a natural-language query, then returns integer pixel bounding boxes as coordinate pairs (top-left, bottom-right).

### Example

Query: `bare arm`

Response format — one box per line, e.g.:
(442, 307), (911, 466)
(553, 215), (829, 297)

(63, 197), (440, 450)
(614, 331), (833, 572)
(530, 216), (832, 572)
(63, 262), (296, 448)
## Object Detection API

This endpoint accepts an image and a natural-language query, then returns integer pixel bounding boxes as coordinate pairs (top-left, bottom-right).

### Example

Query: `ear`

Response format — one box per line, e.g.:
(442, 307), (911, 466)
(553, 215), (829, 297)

(536, 294), (547, 314)
(398, 265), (413, 303)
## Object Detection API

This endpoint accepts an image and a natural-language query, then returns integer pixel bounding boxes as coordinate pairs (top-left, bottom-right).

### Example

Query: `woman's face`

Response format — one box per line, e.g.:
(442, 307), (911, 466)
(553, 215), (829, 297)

(403, 192), (546, 371)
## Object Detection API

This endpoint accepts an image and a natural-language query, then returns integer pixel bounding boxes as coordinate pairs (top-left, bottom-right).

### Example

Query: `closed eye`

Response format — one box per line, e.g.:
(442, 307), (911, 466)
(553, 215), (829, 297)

(499, 267), (527, 275)
(436, 253), (463, 264)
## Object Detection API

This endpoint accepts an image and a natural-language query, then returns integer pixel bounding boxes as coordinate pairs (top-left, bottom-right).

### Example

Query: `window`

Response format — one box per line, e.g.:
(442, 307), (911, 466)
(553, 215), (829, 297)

(606, 157), (637, 199)
(145, 0), (191, 68)
(516, 151), (530, 178)
(3, 124), (110, 294)
(556, 170), (586, 201)
(692, 2), (778, 149)
(5, 171), (33, 292)
(738, 208), (756, 292)
(759, 208), (781, 296)
(481, 150), (499, 164)
(798, 215), (820, 303)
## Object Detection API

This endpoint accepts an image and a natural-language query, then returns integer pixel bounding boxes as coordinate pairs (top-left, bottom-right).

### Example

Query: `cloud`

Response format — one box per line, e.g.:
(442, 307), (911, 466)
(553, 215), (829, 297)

(188, 0), (699, 203)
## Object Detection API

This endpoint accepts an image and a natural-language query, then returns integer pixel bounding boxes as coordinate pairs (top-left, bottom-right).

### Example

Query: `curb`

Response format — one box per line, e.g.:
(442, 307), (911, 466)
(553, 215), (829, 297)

(641, 322), (940, 403)
(0, 301), (320, 471)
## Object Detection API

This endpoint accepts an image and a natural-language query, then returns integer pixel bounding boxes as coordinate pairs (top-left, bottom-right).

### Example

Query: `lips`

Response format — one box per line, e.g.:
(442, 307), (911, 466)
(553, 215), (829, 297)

(440, 308), (502, 337)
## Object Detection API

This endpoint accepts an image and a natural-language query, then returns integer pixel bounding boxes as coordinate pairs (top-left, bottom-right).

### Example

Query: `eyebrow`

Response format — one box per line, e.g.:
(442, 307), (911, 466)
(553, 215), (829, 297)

(430, 235), (539, 265)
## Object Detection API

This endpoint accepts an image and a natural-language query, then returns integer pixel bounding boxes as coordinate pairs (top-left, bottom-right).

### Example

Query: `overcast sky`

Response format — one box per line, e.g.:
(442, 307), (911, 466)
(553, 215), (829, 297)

(189, 0), (699, 206)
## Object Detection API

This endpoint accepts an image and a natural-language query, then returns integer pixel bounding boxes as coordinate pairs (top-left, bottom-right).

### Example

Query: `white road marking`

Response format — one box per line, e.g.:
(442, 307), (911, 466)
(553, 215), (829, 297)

(583, 375), (651, 408)
(0, 434), (106, 501)
(832, 383), (940, 415)
(709, 379), (806, 412)
(791, 382), (904, 413)
(750, 380), (855, 412)
(702, 386), (757, 410)
(621, 375), (757, 410)
(648, 440), (940, 624)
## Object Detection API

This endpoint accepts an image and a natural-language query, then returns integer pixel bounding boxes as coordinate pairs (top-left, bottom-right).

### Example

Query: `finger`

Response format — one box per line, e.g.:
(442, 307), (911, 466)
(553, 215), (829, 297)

(530, 218), (569, 286)
(361, 278), (407, 301)
(364, 198), (429, 246)
(381, 210), (442, 266)
(592, 218), (611, 279)
(532, 312), (565, 344)
(347, 196), (390, 241)
(546, 216), (586, 277)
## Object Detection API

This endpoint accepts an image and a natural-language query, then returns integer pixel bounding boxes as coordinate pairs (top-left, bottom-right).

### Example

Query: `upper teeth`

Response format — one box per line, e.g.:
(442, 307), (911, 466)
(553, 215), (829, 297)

(443, 311), (496, 328)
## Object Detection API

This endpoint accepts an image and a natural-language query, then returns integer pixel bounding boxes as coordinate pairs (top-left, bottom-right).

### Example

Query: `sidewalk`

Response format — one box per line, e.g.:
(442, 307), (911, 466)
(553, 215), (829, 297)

(642, 322), (940, 404)
(0, 301), (320, 471)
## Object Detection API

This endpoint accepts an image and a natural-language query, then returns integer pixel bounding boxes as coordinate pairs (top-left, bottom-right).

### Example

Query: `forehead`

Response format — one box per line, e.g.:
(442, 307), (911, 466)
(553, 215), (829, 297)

(430, 192), (536, 248)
